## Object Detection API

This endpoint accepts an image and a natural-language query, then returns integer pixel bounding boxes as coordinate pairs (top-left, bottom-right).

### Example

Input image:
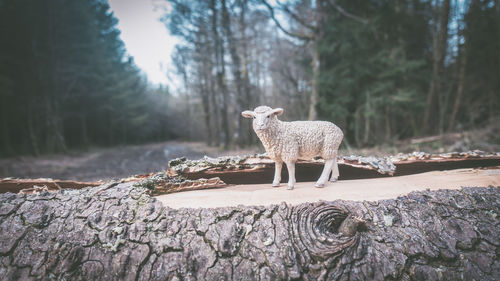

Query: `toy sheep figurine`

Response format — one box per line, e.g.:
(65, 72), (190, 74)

(242, 106), (343, 190)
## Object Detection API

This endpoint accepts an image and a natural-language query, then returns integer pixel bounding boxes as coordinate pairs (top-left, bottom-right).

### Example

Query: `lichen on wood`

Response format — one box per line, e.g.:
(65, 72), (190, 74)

(389, 150), (500, 162)
(167, 151), (500, 184)
(133, 172), (227, 195)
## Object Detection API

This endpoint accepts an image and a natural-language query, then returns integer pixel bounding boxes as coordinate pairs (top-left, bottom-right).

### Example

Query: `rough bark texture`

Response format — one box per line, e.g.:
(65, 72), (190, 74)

(0, 182), (498, 280)
(134, 174), (227, 195)
(168, 152), (500, 184)
(0, 178), (101, 194)
(0, 175), (227, 196)
(423, 0), (451, 133)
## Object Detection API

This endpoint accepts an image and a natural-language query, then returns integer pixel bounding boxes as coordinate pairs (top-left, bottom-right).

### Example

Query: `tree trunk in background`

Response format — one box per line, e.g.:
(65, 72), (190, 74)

(44, 2), (67, 154)
(363, 91), (371, 145)
(198, 34), (220, 147)
(309, 42), (320, 120)
(448, 36), (467, 132)
(209, 65), (221, 147)
(239, 1), (255, 145)
(80, 115), (89, 149)
(422, 0), (450, 134)
(308, 0), (324, 121)
(0, 183), (498, 280)
(199, 67), (213, 146)
(201, 93), (213, 146)
(27, 105), (40, 156)
(217, 56), (230, 149)
(0, 92), (13, 155)
(182, 73), (192, 140)
(222, 0), (247, 146)
(385, 105), (391, 142)
(211, 0), (230, 149)
(44, 98), (68, 154)
(354, 107), (362, 147)
(107, 112), (114, 146)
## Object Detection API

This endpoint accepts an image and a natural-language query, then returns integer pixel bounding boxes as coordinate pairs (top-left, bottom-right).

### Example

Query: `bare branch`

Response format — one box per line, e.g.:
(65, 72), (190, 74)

(260, 0), (313, 41)
(277, 2), (316, 31)
(328, 0), (368, 24)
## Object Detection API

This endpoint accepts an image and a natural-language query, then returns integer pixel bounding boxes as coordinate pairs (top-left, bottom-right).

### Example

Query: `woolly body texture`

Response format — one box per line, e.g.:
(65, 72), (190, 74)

(255, 118), (343, 163)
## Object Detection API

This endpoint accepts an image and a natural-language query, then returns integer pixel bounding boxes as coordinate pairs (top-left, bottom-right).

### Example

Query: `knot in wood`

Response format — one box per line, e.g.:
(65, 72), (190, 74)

(338, 215), (367, 237)
(290, 203), (359, 261)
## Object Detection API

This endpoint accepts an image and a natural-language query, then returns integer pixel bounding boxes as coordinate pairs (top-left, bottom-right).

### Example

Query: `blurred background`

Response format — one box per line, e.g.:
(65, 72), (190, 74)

(0, 0), (499, 180)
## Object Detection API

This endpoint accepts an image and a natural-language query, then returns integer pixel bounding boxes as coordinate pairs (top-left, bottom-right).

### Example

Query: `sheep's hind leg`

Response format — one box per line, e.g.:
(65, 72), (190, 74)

(316, 159), (334, 188)
(272, 161), (283, 187)
(284, 160), (296, 190)
(330, 154), (339, 182)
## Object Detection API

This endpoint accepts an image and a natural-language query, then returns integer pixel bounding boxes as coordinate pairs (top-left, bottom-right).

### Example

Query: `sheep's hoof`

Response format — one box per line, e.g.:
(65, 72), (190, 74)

(315, 183), (325, 188)
(272, 182), (280, 187)
(287, 185), (294, 190)
(330, 177), (338, 182)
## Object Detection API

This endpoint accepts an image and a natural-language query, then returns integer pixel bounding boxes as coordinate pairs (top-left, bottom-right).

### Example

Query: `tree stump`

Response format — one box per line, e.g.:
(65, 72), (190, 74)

(0, 182), (498, 280)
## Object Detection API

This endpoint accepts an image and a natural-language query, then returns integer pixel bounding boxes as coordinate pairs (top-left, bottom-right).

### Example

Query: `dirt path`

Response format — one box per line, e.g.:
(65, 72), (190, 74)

(157, 167), (500, 208)
(0, 141), (230, 181)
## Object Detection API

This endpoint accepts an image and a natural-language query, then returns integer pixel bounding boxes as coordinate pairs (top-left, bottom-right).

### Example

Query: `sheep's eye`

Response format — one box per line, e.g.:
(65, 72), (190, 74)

(266, 115), (270, 119)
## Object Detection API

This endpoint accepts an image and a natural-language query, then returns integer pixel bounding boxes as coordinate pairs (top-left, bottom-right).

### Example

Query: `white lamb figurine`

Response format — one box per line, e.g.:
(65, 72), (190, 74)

(242, 106), (343, 190)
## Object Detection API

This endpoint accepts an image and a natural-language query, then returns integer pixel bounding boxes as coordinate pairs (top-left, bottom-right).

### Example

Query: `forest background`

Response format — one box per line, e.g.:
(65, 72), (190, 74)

(0, 0), (499, 157)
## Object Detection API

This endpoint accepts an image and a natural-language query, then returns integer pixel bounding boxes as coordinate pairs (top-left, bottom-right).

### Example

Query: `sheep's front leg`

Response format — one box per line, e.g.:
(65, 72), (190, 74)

(316, 159), (334, 188)
(284, 160), (296, 190)
(272, 161), (283, 187)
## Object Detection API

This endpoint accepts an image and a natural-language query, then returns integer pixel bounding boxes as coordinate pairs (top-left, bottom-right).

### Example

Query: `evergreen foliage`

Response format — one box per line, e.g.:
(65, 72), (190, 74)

(0, 0), (171, 156)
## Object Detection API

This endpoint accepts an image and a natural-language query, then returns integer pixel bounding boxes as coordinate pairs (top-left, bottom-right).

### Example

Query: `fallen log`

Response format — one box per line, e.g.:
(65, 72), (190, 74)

(0, 178), (101, 194)
(4, 151), (497, 196)
(0, 183), (498, 280)
(0, 174), (228, 196)
(168, 151), (500, 184)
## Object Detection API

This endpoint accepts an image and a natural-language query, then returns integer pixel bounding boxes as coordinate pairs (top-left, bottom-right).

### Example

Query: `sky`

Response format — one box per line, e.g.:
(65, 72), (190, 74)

(108, 0), (179, 87)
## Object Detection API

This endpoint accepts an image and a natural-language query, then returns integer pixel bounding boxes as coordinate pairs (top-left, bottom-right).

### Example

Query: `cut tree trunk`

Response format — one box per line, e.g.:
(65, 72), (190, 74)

(0, 182), (498, 280)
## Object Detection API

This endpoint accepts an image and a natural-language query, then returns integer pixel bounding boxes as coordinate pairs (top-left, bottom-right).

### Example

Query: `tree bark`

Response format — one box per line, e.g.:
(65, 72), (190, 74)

(0, 183), (498, 280)
(448, 39), (467, 132)
(211, 0), (231, 149)
(0, 90), (13, 155)
(208, 66), (221, 147)
(308, 0), (325, 121)
(385, 105), (391, 142)
(222, 0), (247, 146)
(80, 114), (89, 149)
(167, 152), (500, 184)
(309, 41), (320, 121)
(27, 104), (40, 157)
(199, 80), (213, 146)
(363, 91), (371, 145)
(198, 33), (221, 147)
(422, 0), (451, 134)
(238, 0), (255, 145)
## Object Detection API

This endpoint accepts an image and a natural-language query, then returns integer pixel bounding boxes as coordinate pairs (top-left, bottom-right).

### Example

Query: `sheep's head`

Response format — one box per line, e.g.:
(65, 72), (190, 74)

(241, 106), (283, 131)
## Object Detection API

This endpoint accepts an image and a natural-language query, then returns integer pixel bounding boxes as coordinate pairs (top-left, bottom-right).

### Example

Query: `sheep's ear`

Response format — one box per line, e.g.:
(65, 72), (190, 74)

(241, 110), (255, 118)
(272, 108), (284, 116)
